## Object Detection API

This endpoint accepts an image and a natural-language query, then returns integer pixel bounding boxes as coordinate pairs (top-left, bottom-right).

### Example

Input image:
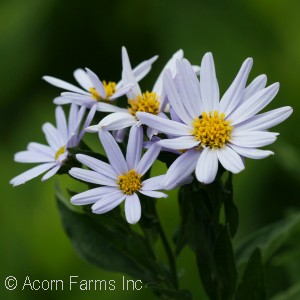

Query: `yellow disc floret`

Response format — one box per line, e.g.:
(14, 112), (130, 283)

(89, 81), (117, 101)
(118, 169), (142, 195)
(128, 91), (160, 116)
(192, 111), (233, 149)
(55, 146), (66, 160)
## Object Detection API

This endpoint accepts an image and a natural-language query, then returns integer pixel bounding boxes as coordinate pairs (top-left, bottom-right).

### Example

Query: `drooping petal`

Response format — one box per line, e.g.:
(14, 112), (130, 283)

(43, 76), (89, 95)
(98, 129), (128, 174)
(163, 149), (200, 189)
(53, 96), (72, 105)
(41, 164), (61, 181)
(241, 74), (267, 103)
(67, 104), (79, 136)
(219, 58), (253, 116)
(73, 68), (93, 90)
(92, 190), (126, 214)
(158, 136), (199, 150)
(96, 112), (137, 131)
(10, 162), (56, 186)
(136, 143), (161, 175)
(55, 106), (68, 141)
(216, 146), (245, 174)
(125, 193), (141, 224)
(27, 142), (54, 157)
(233, 106), (293, 131)
(126, 125), (143, 169)
(140, 190), (168, 198)
(71, 186), (118, 205)
(109, 83), (134, 100)
(136, 112), (192, 136)
(77, 104), (97, 143)
(76, 154), (118, 179)
(163, 70), (194, 124)
(69, 167), (118, 186)
(195, 147), (218, 184)
(142, 175), (165, 191)
(85, 68), (106, 99)
(96, 102), (128, 113)
(230, 131), (278, 148)
(200, 52), (220, 112)
(229, 83), (280, 125)
(229, 144), (274, 159)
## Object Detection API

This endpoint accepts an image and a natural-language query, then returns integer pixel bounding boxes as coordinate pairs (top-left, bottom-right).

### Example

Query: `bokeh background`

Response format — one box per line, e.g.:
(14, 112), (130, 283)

(1, 0), (300, 299)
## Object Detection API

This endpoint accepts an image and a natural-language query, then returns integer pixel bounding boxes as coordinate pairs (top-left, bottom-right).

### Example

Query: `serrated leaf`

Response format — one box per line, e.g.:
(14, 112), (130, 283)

(236, 248), (266, 300)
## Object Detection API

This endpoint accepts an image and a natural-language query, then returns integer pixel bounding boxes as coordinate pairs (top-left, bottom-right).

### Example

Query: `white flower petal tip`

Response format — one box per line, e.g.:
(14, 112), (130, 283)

(85, 125), (100, 133)
(125, 194), (141, 224)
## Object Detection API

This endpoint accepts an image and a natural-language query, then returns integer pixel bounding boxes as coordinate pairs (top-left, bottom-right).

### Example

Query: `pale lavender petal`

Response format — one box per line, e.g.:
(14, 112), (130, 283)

(58, 93), (94, 106)
(109, 83), (134, 100)
(163, 70), (194, 124)
(98, 129), (128, 174)
(27, 142), (54, 157)
(234, 106), (293, 131)
(195, 147), (218, 184)
(73, 68), (93, 90)
(67, 104), (79, 136)
(77, 104), (97, 143)
(76, 154), (118, 179)
(55, 106), (68, 141)
(153, 49), (183, 96)
(219, 58), (253, 116)
(71, 186), (118, 205)
(92, 191), (126, 214)
(136, 143), (161, 175)
(43, 76), (89, 95)
(217, 146), (245, 174)
(229, 144), (274, 159)
(163, 149), (200, 188)
(69, 167), (118, 186)
(136, 112), (192, 136)
(126, 125), (143, 169)
(142, 175), (165, 191)
(200, 52), (220, 112)
(14, 151), (54, 163)
(229, 83), (280, 125)
(230, 131), (278, 147)
(96, 102), (128, 113)
(125, 193), (141, 224)
(158, 136), (199, 150)
(41, 164), (61, 181)
(53, 96), (72, 105)
(113, 128), (127, 143)
(10, 162), (56, 186)
(42, 123), (64, 150)
(140, 190), (168, 198)
(242, 74), (267, 103)
(96, 112), (137, 131)
(85, 68), (106, 98)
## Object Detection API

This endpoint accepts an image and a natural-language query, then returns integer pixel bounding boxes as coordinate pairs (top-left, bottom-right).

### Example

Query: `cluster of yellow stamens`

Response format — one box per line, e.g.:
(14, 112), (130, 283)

(128, 91), (160, 116)
(55, 146), (66, 160)
(117, 169), (142, 195)
(192, 111), (233, 149)
(89, 81), (117, 101)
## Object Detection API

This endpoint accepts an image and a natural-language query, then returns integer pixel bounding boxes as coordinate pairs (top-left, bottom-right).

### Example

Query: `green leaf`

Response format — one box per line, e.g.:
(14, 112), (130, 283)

(214, 225), (238, 300)
(235, 212), (300, 270)
(236, 248), (267, 300)
(271, 282), (300, 300)
(148, 284), (193, 300)
(57, 193), (167, 285)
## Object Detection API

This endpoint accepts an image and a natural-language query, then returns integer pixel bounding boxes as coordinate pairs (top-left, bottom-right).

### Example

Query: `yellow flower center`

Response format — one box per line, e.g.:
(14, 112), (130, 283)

(128, 91), (160, 116)
(55, 146), (66, 160)
(192, 111), (233, 149)
(89, 81), (117, 101)
(117, 169), (142, 195)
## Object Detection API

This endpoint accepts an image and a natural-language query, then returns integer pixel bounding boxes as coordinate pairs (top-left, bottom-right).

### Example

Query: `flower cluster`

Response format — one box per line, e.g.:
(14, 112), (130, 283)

(11, 47), (292, 223)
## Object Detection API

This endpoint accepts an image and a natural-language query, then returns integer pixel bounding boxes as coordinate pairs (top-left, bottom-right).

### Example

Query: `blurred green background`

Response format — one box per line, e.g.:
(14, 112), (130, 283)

(1, 0), (300, 299)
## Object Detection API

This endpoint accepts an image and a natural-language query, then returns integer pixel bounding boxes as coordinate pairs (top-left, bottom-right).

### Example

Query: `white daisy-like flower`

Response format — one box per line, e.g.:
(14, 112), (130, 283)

(86, 47), (197, 137)
(10, 104), (96, 186)
(43, 46), (158, 113)
(137, 53), (293, 184)
(69, 126), (168, 224)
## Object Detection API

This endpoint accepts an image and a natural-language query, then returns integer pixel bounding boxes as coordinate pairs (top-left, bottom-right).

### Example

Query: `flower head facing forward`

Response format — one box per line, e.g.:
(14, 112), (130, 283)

(43, 46), (158, 113)
(69, 126), (168, 224)
(10, 104), (96, 186)
(137, 53), (293, 185)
